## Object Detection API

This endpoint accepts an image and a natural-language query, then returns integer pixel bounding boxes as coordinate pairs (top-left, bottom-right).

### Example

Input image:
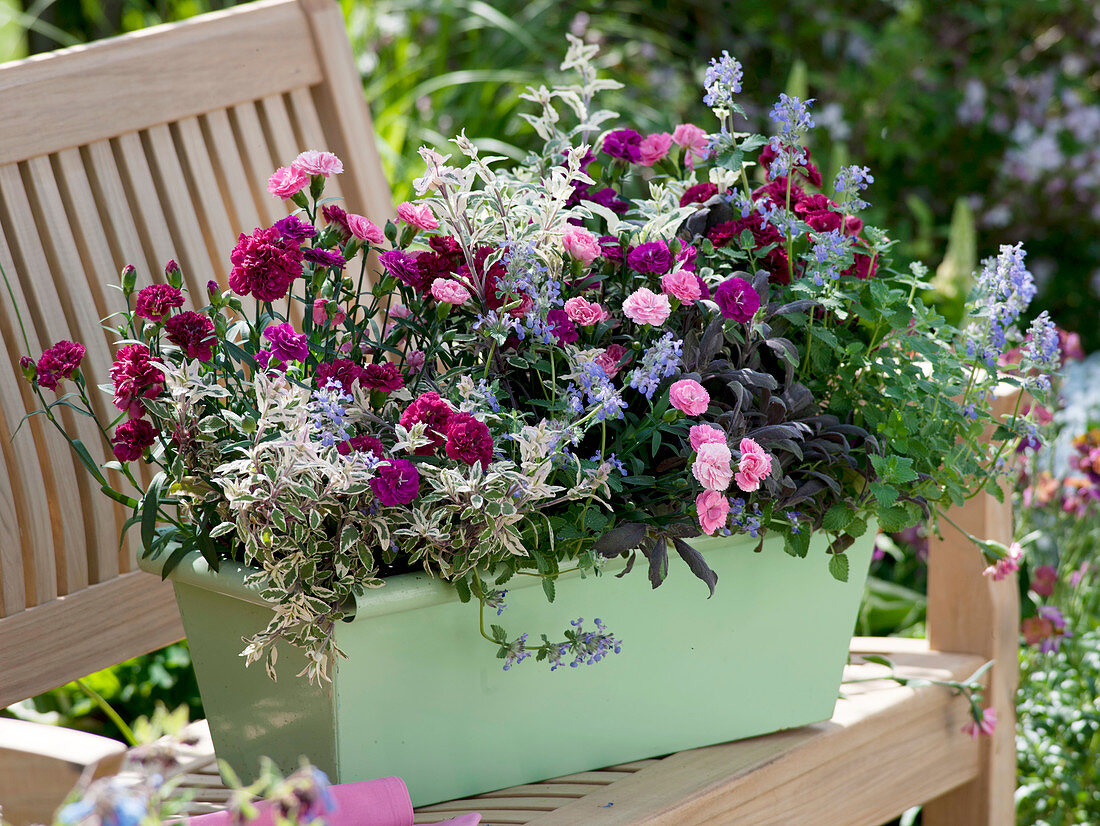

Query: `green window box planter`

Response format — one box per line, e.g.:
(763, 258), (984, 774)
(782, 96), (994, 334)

(140, 527), (873, 806)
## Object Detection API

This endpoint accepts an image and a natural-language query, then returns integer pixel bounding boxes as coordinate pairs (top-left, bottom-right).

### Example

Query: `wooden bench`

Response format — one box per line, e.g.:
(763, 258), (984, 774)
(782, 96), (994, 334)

(0, 2), (1017, 823)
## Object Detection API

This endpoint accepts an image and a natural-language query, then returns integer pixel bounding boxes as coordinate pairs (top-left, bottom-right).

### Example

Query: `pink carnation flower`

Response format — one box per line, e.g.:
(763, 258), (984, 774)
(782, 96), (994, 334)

(346, 213), (385, 244)
(292, 150), (343, 177)
(312, 298), (347, 327)
(660, 269), (702, 303)
(622, 287), (671, 326)
(595, 344), (627, 378)
(669, 379), (710, 416)
(672, 124), (709, 167)
(562, 228), (601, 264)
(692, 441), (733, 492)
(982, 542), (1023, 581)
(734, 437), (772, 492)
(962, 707), (997, 739)
(267, 166), (310, 199)
(639, 132), (673, 166)
(563, 296), (607, 326)
(689, 424), (726, 451)
(696, 490), (730, 535)
(431, 277), (471, 304)
(396, 202), (439, 231)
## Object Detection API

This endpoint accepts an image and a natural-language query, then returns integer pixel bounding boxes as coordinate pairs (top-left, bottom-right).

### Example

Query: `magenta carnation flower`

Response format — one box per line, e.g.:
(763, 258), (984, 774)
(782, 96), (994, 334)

(546, 308), (579, 345)
(110, 343), (163, 418)
(400, 391), (454, 454)
(262, 323), (309, 363)
(228, 227), (303, 302)
(165, 311), (215, 361)
(36, 340), (87, 390)
(303, 247), (346, 269)
(626, 241), (673, 275)
(445, 412), (494, 469)
(370, 458), (420, 506)
(360, 362), (404, 393)
(273, 214), (317, 242)
(714, 277), (760, 322)
(601, 129), (643, 163)
(379, 250), (431, 293)
(134, 283), (184, 321)
(111, 418), (158, 462)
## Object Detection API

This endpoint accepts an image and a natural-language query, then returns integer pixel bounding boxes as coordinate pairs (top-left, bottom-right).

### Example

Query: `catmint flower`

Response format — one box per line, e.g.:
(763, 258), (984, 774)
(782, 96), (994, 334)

(966, 243), (1036, 367)
(833, 164), (874, 211)
(769, 94), (815, 150)
(703, 50), (743, 111)
(627, 333), (683, 400)
(310, 380), (354, 447)
(1021, 311), (1060, 390)
(502, 633), (530, 670)
(809, 229), (854, 285)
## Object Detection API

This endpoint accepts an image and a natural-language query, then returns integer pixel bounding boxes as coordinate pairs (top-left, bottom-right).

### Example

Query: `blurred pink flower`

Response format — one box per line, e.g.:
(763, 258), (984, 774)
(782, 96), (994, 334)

(672, 124), (708, 167)
(639, 132), (673, 166)
(431, 278), (471, 304)
(396, 202), (439, 231)
(696, 490), (729, 535)
(346, 213), (385, 244)
(961, 706), (997, 739)
(734, 438), (772, 492)
(562, 228), (601, 264)
(292, 150), (343, 177)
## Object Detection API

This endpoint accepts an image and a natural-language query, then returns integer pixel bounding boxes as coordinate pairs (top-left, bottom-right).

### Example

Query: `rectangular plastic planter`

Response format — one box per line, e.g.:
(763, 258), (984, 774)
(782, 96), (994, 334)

(141, 528), (873, 806)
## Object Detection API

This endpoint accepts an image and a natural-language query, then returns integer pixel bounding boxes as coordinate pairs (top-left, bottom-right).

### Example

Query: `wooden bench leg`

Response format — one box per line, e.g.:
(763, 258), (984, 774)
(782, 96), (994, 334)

(923, 483), (1018, 825)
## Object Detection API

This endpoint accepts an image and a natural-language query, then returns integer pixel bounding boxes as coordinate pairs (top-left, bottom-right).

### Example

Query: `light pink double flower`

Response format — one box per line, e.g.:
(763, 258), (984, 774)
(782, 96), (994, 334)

(622, 287), (671, 326)
(734, 438), (772, 492)
(562, 228), (601, 265)
(396, 202), (439, 231)
(563, 296), (609, 326)
(267, 150), (343, 199)
(672, 124), (709, 168)
(669, 379), (709, 416)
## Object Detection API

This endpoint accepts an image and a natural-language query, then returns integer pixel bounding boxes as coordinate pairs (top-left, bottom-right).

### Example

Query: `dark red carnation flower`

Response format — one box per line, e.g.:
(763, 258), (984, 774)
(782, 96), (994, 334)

(361, 362), (404, 393)
(36, 340), (87, 390)
(228, 226), (303, 302)
(316, 359), (367, 391)
(322, 204), (351, 240)
(445, 412), (494, 469)
(757, 146), (822, 187)
(165, 311), (215, 361)
(379, 250), (432, 293)
(428, 235), (464, 261)
(752, 177), (806, 210)
(399, 391), (454, 454)
(337, 434), (385, 458)
(134, 283), (184, 321)
(112, 418), (158, 462)
(679, 182), (719, 207)
(110, 343), (163, 418)
(598, 236), (624, 262)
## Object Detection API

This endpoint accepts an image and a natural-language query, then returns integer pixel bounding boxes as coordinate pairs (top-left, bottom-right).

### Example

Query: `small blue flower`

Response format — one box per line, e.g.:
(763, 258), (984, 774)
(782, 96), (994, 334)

(703, 51), (743, 111)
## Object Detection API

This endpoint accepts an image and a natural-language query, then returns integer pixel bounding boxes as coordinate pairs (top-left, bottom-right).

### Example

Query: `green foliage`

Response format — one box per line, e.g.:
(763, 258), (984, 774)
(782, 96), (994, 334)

(2, 642), (203, 743)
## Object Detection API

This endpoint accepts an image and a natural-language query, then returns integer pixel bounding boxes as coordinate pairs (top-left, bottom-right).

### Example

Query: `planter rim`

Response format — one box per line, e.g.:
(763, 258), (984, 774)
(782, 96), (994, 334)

(136, 530), (825, 621)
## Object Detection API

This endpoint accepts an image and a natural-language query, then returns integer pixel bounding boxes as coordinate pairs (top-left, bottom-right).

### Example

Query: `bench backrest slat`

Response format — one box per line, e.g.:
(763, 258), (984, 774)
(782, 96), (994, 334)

(0, 0), (392, 707)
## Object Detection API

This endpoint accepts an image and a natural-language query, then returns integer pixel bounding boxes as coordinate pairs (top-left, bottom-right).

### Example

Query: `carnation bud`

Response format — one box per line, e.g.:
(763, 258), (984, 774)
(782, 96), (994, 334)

(164, 260), (183, 289)
(18, 356), (36, 382)
(384, 220), (398, 245)
(241, 415), (257, 434)
(207, 280), (219, 298)
(120, 265), (137, 295)
(662, 409), (682, 423)
(407, 350), (426, 370)
(309, 174), (326, 200)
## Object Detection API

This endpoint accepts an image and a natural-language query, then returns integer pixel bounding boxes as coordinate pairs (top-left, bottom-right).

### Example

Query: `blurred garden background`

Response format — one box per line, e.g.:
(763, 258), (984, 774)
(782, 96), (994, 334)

(2, 1), (1098, 823)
